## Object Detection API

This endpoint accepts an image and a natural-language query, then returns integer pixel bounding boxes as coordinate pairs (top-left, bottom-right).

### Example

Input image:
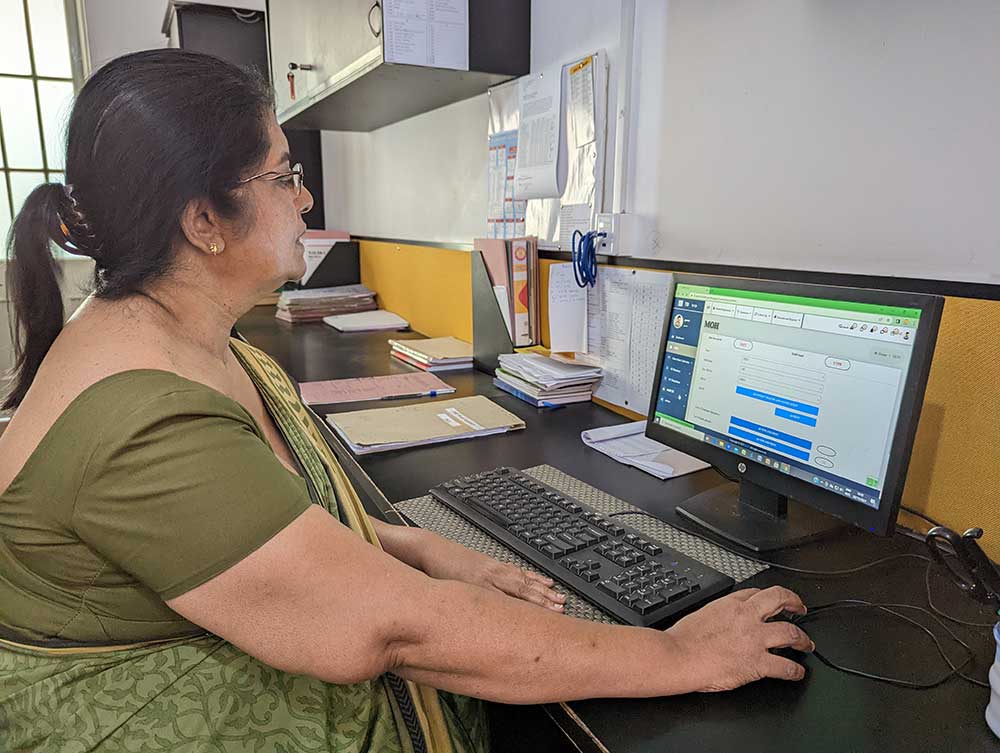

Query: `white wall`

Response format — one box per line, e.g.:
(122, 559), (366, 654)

(322, 94), (490, 243)
(84, 0), (166, 70)
(635, 0), (1000, 284)
(321, 0), (621, 244)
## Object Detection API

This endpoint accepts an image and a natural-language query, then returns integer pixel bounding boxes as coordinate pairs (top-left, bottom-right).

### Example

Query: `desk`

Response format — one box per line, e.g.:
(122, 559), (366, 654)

(237, 307), (998, 753)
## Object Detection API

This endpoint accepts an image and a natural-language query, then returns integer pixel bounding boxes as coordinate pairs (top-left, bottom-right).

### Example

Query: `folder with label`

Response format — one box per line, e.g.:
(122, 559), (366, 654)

(327, 395), (525, 455)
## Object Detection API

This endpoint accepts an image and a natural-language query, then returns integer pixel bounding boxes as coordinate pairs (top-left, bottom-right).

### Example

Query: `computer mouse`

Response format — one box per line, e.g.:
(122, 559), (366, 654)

(765, 609), (807, 626)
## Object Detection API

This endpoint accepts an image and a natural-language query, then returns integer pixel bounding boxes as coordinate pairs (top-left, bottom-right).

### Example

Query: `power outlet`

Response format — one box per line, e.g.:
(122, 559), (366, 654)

(594, 213), (655, 257)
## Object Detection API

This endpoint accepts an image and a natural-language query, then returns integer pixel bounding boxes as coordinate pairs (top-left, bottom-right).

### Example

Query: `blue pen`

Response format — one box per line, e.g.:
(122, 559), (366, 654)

(379, 389), (442, 401)
(541, 401), (565, 411)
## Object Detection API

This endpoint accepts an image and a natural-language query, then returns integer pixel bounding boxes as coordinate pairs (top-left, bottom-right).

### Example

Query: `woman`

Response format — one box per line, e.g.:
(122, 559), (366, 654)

(0, 50), (813, 752)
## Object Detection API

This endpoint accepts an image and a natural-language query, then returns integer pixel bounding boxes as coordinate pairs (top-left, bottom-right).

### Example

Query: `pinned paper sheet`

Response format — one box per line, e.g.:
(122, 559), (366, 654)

(558, 203), (593, 249)
(577, 268), (674, 412)
(569, 56), (596, 148)
(514, 66), (568, 200)
(547, 263), (587, 352)
(487, 130), (526, 239)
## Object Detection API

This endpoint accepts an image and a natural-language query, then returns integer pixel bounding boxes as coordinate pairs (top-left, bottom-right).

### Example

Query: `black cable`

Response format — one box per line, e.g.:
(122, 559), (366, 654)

(900, 505), (944, 528)
(608, 510), (933, 576)
(796, 600), (988, 689)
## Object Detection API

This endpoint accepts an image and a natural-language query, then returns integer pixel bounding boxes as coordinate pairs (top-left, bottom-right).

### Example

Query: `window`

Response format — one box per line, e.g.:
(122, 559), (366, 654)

(0, 0), (87, 248)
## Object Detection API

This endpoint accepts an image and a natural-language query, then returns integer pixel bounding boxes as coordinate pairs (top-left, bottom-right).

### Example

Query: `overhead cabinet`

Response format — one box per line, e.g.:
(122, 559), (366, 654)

(270, 0), (529, 131)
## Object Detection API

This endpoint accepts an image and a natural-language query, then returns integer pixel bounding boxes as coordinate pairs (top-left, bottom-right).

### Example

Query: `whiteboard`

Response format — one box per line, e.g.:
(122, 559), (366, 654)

(627, 0), (1000, 286)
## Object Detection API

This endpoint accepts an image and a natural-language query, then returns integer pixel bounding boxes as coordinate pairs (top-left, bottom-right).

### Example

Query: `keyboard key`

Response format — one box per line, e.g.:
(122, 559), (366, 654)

(644, 595), (666, 612)
(598, 580), (627, 599)
(634, 598), (656, 615)
(662, 584), (689, 603)
(541, 545), (563, 558)
(582, 570), (600, 583)
(642, 542), (663, 555)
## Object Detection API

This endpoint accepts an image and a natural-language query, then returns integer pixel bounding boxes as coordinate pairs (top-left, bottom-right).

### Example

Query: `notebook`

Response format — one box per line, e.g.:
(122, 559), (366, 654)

(324, 310), (409, 332)
(327, 395), (525, 455)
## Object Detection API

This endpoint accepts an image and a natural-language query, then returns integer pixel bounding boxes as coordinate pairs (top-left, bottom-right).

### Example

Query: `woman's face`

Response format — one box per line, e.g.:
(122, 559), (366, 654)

(227, 117), (314, 291)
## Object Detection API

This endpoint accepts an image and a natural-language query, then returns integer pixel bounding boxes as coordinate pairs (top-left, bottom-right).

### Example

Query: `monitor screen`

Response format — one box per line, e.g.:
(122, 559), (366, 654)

(651, 280), (932, 515)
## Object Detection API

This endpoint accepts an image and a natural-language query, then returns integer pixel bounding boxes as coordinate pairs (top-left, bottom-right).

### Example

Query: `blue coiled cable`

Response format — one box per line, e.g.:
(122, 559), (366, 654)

(571, 229), (605, 288)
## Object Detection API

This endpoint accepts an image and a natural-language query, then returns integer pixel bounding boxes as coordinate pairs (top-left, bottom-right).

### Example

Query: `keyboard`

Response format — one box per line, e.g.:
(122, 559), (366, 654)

(429, 467), (734, 628)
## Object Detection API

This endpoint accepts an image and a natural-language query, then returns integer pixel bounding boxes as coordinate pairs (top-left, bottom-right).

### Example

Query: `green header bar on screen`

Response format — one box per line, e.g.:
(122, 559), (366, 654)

(674, 284), (922, 320)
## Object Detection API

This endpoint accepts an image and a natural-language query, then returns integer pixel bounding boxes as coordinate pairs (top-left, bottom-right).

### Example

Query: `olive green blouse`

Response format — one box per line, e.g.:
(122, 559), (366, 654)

(0, 370), (312, 645)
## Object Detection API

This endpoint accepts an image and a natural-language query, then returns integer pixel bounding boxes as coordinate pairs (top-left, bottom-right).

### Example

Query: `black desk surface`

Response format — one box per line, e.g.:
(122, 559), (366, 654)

(238, 308), (999, 753)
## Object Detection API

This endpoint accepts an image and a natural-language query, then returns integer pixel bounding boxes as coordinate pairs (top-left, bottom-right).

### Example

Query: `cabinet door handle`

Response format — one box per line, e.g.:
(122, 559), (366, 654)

(368, 1), (382, 38)
(288, 62), (315, 71)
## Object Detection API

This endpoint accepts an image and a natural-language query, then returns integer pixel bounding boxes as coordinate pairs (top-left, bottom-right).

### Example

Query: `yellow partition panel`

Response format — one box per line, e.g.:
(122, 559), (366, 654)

(358, 240), (473, 342)
(901, 296), (1000, 557)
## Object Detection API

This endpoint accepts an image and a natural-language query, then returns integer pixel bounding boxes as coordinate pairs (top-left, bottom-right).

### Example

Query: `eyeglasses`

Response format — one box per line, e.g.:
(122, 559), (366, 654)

(238, 162), (305, 196)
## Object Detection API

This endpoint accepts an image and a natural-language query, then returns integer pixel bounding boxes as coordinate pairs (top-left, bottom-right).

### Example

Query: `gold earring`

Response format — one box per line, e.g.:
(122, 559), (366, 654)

(209, 242), (220, 255)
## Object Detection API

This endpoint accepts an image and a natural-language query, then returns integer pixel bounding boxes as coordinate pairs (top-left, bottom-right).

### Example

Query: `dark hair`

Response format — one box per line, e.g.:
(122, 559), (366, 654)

(3, 49), (274, 409)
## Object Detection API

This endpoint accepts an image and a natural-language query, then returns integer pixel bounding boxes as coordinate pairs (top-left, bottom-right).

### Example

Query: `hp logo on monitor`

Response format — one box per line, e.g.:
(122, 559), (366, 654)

(738, 462), (747, 473)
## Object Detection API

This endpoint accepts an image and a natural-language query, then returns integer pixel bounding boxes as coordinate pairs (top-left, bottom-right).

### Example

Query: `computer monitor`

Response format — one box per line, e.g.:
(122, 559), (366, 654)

(646, 274), (943, 551)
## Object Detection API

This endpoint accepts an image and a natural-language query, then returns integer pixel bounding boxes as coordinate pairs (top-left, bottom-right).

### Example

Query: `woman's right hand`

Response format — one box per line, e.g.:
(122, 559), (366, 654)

(666, 585), (815, 693)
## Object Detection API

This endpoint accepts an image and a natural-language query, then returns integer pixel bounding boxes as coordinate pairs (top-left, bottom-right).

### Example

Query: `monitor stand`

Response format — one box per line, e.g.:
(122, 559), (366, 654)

(676, 480), (846, 552)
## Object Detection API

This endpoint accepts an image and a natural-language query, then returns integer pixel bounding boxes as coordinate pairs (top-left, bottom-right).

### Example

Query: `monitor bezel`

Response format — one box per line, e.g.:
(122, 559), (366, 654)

(644, 273), (943, 538)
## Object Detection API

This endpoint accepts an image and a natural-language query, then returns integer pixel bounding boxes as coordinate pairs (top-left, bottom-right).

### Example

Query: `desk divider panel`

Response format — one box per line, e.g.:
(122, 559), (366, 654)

(358, 240), (473, 342)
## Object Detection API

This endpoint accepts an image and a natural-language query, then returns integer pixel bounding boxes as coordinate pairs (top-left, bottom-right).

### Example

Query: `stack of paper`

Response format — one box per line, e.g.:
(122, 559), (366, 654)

(275, 285), (376, 324)
(389, 337), (473, 372)
(581, 421), (710, 480)
(323, 309), (409, 332)
(494, 353), (603, 407)
(327, 395), (525, 455)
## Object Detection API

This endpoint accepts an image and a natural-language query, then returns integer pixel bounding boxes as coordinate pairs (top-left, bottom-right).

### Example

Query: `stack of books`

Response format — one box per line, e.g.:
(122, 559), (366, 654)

(494, 353), (603, 407)
(389, 337), (474, 372)
(275, 284), (377, 324)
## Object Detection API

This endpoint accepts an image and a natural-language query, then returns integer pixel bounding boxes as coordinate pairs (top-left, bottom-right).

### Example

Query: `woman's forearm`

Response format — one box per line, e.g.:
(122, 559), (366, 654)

(386, 577), (695, 703)
(369, 517), (437, 571)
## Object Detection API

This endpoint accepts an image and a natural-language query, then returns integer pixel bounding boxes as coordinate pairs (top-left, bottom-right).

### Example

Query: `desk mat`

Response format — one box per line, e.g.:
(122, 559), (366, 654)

(393, 464), (768, 624)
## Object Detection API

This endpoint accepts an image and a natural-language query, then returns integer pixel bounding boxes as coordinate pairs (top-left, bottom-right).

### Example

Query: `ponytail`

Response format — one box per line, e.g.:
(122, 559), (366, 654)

(2, 49), (275, 408)
(3, 183), (67, 410)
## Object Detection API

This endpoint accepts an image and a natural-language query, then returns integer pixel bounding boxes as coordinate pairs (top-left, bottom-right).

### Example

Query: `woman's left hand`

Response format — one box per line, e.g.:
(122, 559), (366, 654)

(423, 538), (567, 612)
(370, 519), (567, 611)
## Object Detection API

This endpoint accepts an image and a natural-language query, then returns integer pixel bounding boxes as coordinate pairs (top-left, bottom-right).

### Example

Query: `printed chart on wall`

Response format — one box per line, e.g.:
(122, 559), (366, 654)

(487, 131), (526, 238)
(576, 268), (675, 413)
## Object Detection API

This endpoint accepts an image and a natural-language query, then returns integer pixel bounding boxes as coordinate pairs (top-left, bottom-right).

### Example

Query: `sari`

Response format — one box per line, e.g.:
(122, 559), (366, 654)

(0, 339), (488, 753)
